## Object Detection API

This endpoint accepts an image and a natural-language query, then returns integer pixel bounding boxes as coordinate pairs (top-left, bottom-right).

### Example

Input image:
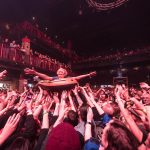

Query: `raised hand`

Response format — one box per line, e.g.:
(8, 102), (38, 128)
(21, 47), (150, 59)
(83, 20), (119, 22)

(24, 68), (36, 75)
(140, 82), (150, 89)
(114, 86), (121, 99)
(0, 114), (21, 145)
(72, 86), (79, 95)
(0, 70), (7, 79)
(87, 107), (93, 122)
(58, 106), (69, 120)
(53, 93), (59, 104)
(17, 101), (26, 112)
(61, 90), (68, 100)
(25, 99), (33, 110)
(42, 101), (49, 112)
(89, 71), (96, 77)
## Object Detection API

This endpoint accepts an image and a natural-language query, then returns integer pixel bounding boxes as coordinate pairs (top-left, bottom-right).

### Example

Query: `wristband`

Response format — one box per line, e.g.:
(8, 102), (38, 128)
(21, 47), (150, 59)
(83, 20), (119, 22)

(27, 109), (32, 115)
(43, 111), (48, 115)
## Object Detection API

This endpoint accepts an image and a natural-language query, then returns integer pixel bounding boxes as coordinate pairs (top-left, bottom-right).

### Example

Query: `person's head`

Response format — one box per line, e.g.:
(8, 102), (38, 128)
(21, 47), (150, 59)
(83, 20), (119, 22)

(137, 90), (143, 97)
(46, 123), (81, 150)
(64, 110), (79, 127)
(142, 95), (150, 105)
(102, 103), (114, 116)
(102, 102), (119, 116)
(56, 68), (68, 78)
(99, 91), (108, 101)
(79, 104), (88, 122)
(5, 137), (32, 150)
(101, 119), (139, 150)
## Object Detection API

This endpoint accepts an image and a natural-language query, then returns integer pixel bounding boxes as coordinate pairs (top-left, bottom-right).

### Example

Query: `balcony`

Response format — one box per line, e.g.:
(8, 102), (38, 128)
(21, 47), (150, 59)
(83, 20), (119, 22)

(0, 44), (62, 73)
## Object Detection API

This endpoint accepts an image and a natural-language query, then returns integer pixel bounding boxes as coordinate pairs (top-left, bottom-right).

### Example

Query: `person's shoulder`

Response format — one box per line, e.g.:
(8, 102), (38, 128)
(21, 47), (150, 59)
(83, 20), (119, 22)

(84, 138), (100, 150)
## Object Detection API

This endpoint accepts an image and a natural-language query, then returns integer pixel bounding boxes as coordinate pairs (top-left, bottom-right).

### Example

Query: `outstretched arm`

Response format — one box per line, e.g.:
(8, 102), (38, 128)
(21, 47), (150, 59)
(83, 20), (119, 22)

(24, 68), (53, 80)
(115, 86), (143, 143)
(72, 86), (83, 107)
(73, 71), (96, 80)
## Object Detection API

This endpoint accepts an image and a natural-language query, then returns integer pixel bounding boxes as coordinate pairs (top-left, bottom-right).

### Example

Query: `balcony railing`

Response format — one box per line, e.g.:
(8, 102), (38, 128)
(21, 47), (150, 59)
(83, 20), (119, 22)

(0, 44), (64, 72)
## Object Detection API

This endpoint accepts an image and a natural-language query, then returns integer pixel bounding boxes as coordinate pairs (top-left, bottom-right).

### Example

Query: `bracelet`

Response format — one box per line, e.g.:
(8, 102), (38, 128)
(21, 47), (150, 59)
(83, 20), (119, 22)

(43, 111), (48, 115)
(27, 110), (32, 115)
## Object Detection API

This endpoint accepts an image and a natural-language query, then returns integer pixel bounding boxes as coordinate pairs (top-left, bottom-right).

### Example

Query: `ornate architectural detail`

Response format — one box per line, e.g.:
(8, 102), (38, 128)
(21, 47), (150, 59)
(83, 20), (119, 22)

(86, 0), (129, 11)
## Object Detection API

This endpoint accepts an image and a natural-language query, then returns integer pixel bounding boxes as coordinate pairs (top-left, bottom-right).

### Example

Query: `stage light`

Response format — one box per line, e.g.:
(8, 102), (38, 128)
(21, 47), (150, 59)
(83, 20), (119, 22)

(121, 68), (127, 72)
(32, 16), (35, 20)
(133, 67), (139, 71)
(5, 24), (10, 30)
(78, 9), (83, 15)
(110, 69), (115, 74)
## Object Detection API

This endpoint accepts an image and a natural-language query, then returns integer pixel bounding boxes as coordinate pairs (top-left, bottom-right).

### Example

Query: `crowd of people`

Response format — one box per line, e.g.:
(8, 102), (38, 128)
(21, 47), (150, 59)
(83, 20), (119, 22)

(0, 68), (150, 150)
(78, 46), (150, 64)
(0, 37), (70, 72)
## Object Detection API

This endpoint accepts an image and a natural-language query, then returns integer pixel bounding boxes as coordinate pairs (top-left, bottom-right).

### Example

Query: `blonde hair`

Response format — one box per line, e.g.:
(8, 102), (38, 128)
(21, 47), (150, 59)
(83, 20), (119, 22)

(57, 68), (68, 76)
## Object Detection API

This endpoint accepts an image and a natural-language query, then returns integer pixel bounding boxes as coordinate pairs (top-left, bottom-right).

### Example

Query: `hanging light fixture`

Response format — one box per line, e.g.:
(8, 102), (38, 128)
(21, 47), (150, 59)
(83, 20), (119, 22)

(86, 0), (129, 11)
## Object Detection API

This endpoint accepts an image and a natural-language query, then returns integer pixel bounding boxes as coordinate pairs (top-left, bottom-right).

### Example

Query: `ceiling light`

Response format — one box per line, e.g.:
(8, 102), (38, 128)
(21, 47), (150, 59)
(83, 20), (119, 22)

(32, 16), (35, 20)
(133, 67), (139, 71)
(5, 24), (10, 30)
(86, 0), (129, 11)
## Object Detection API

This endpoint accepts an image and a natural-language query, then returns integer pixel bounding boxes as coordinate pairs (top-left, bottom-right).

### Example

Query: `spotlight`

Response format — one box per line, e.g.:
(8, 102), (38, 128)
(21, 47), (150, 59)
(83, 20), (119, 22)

(55, 35), (58, 39)
(78, 9), (83, 15)
(32, 16), (35, 20)
(133, 67), (139, 71)
(121, 68), (127, 72)
(5, 24), (10, 30)
(35, 24), (39, 28)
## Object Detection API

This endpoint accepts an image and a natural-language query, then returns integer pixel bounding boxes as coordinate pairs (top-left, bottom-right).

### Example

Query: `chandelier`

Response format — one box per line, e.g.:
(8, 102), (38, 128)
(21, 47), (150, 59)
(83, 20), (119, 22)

(86, 0), (129, 11)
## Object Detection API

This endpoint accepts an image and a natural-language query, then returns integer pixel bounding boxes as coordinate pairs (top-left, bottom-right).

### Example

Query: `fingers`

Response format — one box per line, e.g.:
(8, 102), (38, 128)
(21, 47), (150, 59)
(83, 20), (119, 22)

(0, 70), (7, 79)
(61, 90), (67, 99)
(7, 114), (16, 123)
(64, 107), (69, 114)
(12, 114), (21, 126)
(1, 70), (7, 75)
(24, 68), (29, 72)
(6, 113), (21, 127)
(6, 115), (13, 123)
(24, 68), (32, 74)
